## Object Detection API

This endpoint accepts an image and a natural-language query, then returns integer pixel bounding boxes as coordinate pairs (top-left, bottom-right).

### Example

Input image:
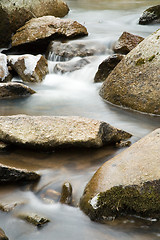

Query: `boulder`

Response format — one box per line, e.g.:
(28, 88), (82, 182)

(0, 82), (35, 98)
(8, 54), (48, 83)
(139, 5), (160, 25)
(94, 54), (124, 83)
(0, 0), (69, 47)
(80, 129), (160, 221)
(0, 115), (131, 150)
(54, 56), (95, 74)
(60, 182), (72, 205)
(113, 32), (144, 54)
(0, 54), (12, 82)
(11, 16), (88, 50)
(18, 213), (50, 227)
(0, 163), (40, 184)
(0, 199), (25, 212)
(47, 41), (106, 61)
(99, 29), (160, 115)
(0, 228), (8, 240)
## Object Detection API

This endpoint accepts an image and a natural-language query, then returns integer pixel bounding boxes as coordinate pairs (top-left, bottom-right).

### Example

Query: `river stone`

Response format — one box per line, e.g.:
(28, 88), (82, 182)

(0, 115), (131, 150)
(0, 163), (40, 184)
(139, 5), (160, 25)
(0, 82), (35, 99)
(0, 54), (12, 82)
(0, 0), (69, 47)
(80, 129), (160, 221)
(46, 41), (106, 61)
(60, 182), (72, 205)
(18, 213), (50, 227)
(113, 32), (144, 54)
(0, 228), (8, 240)
(11, 16), (88, 48)
(8, 55), (48, 83)
(99, 28), (160, 115)
(94, 54), (124, 83)
(54, 56), (95, 74)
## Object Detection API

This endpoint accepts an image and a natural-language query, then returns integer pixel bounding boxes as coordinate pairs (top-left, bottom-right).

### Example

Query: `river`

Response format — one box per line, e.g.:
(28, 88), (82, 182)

(0, 0), (160, 239)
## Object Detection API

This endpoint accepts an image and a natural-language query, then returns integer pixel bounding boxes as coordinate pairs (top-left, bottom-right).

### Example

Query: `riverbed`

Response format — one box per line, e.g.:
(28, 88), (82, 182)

(0, 0), (160, 239)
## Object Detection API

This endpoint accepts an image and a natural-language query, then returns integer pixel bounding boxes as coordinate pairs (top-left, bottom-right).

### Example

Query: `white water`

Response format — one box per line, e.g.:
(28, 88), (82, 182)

(0, 0), (160, 239)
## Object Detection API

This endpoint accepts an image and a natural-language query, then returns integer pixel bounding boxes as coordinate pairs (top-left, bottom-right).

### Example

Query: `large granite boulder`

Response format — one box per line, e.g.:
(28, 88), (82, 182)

(0, 0), (69, 47)
(11, 16), (88, 50)
(80, 129), (160, 221)
(0, 115), (131, 150)
(94, 54), (124, 83)
(113, 32), (144, 54)
(100, 29), (160, 115)
(0, 163), (40, 184)
(139, 5), (160, 25)
(0, 82), (35, 99)
(0, 54), (12, 82)
(8, 54), (48, 83)
(47, 40), (106, 61)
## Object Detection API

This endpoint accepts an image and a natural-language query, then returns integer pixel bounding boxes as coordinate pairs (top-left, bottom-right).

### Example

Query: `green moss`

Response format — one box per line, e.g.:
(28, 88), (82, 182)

(135, 58), (145, 66)
(148, 55), (155, 62)
(86, 180), (160, 222)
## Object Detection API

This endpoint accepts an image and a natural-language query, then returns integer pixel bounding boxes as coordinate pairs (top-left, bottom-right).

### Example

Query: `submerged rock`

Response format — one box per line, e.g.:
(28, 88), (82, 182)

(60, 182), (72, 205)
(11, 16), (88, 49)
(139, 5), (160, 25)
(54, 56), (95, 74)
(80, 129), (160, 221)
(0, 199), (25, 212)
(18, 213), (50, 227)
(0, 82), (35, 98)
(46, 41), (106, 61)
(94, 54), (124, 83)
(0, 163), (40, 184)
(0, 0), (69, 47)
(113, 32), (144, 54)
(8, 54), (48, 83)
(0, 228), (8, 240)
(0, 115), (131, 150)
(0, 54), (12, 82)
(100, 29), (160, 115)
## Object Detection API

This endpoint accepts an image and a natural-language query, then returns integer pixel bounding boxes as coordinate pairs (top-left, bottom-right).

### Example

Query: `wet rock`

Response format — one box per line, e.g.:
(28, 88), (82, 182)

(54, 56), (95, 74)
(94, 54), (124, 83)
(139, 5), (160, 25)
(46, 41), (106, 61)
(115, 140), (131, 148)
(60, 182), (72, 205)
(80, 129), (160, 221)
(0, 199), (25, 212)
(0, 54), (12, 82)
(0, 115), (131, 150)
(8, 54), (48, 83)
(18, 213), (50, 227)
(100, 29), (160, 115)
(0, 0), (69, 47)
(42, 189), (61, 203)
(11, 16), (88, 49)
(0, 82), (35, 99)
(113, 32), (144, 54)
(0, 163), (40, 184)
(0, 228), (8, 240)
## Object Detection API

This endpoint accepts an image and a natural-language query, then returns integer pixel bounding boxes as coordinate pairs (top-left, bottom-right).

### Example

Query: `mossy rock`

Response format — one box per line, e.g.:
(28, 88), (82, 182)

(80, 129), (160, 221)
(139, 5), (160, 25)
(100, 28), (160, 115)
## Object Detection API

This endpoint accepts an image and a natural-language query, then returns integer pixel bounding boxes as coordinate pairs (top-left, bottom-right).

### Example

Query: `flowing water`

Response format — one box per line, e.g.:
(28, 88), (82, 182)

(0, 0), (160, 239)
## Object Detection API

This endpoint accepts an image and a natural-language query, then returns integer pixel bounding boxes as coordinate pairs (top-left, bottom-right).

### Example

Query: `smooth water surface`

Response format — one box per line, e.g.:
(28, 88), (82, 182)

(0, 0), (160, 239)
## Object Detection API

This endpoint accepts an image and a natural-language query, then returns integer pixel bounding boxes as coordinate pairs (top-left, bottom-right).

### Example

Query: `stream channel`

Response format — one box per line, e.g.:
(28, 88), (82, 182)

(0, 0), (160, 239)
